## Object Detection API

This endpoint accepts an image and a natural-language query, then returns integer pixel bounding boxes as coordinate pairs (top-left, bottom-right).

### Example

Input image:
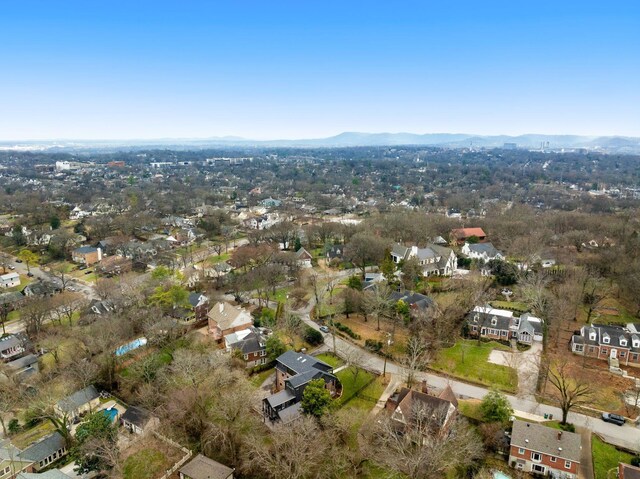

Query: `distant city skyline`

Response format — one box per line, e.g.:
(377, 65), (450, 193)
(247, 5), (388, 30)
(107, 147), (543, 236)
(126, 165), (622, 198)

(0, 1), (638, 140)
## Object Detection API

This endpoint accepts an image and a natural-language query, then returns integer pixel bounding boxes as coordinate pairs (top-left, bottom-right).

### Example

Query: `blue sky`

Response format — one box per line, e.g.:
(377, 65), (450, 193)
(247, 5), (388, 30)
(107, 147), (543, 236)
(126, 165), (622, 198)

(0, 1), (638, 140)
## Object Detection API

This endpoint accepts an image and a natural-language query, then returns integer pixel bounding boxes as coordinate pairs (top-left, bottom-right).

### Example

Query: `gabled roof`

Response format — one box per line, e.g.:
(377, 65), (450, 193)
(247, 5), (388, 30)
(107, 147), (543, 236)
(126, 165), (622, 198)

(510, 420), (581, 463)
(452, 227), (486, 239)
(465, 242), (502, 257)
(19, 432), (66, 462)
(179, 453), (234, 479)
(276, 351), (332, 376)
(207, 302), (253, 331)
(56, 385), (99, 413)
(188, 292), (208, 308)
(394, 388), (456, 428)
(0, 334), (24, 352)
(73, 246), (98, 254)
(120, 406), (153, 428)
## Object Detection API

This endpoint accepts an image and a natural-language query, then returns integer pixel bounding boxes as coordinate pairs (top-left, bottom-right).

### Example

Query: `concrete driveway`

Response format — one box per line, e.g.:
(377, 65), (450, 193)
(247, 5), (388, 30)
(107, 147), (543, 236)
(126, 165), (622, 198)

(488, 342), (542, 399)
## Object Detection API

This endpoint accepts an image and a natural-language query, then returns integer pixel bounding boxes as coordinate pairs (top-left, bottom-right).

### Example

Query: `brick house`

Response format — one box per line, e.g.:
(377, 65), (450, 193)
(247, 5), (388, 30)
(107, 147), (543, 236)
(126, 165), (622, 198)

(188, 293), (209, 322)
(571, 323), (640, 366)
(71, 246), (102, 266)
(509, 420), (581, 478)
(207, 302), (253, 341)
(224, 327), (268, 368)
(467, 306), (543, 344)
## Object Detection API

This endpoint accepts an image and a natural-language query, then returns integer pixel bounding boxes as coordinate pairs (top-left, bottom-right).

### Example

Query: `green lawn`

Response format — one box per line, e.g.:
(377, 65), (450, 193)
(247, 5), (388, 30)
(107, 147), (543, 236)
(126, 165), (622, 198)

(458, 399), (484, 422)
(343, 375), (385, 413)
(123, 449), (167, 479)
(11, 421), (56, 449)
(207, 252), (231, 264)
(490, 300), (529, 313)
(430, 340), (517, 393)
(592, 435), (635, 479)
(335, 368), (378, 407)
(315, 352), (344, 368)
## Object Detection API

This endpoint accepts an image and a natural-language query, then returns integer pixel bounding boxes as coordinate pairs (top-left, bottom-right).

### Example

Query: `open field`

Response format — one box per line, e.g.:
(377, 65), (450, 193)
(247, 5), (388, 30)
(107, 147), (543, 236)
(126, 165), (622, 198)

(333, 314), (409, 357)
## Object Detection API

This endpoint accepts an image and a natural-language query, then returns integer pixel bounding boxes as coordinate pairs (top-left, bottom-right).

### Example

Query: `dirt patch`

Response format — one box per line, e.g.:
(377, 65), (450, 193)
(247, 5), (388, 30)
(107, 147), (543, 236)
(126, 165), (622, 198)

(337, 314), (409, 357)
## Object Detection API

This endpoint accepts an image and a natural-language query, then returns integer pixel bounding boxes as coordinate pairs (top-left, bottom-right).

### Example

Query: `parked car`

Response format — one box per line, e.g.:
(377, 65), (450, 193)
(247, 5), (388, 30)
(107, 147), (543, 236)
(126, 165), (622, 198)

(9, 265), (15, 270)
(319, 326), (330, 334)
(84, 270), (93, 275)
(78, 265), (87, 270)
(15, 259), (22, 263)
(27, 272), (34, 277)
(501, 288), (513, 296)
(602, 413), (625, 426)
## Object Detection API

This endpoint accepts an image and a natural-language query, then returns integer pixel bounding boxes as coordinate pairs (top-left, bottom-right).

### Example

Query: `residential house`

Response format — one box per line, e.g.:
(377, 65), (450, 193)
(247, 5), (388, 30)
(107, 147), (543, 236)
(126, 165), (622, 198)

(23, 281), (59, 297)
(6, 354), (39, 380)
(18, 433), (67, 472)
(95, 256), (132, 276)
(390, 243), (457, 277)
(260, 197), (281, 208)
(467, 306), (543, 344)
(179, 454), (234, 479)
(71, 246), (102, 266)
(120, 406), (159, 435)
(188, 293), (210, 322)
(325, 245), (343, 261)
(389, 290), (433, 311)
(460, 242), (504, 262)
(0, 335), (26, 362)
(0, 273), (20, 289)
(263, 351), (338, 423)
(225, 327), (268, 368)
(207, 302), (253, 341)
(450, 227), (487, 245)
(295, 248), (313, 268)
(55, 385), (100, 419)
(87, 299), (115, 315)
(0, 292), (26, 311)
(508, 420), (581, 478)
(619, 462), (640, 479)
(386, 386), (458, 438)
(1, 440), (34, 478)
(571, 323), (640, 366)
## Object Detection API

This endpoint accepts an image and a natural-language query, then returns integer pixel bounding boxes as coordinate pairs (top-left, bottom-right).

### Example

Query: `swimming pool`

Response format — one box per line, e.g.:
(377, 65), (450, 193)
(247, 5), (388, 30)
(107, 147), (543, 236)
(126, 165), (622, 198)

(102, 408), (118, 422)
(493, 472), (511, 479)
(114, 337), (147, 356)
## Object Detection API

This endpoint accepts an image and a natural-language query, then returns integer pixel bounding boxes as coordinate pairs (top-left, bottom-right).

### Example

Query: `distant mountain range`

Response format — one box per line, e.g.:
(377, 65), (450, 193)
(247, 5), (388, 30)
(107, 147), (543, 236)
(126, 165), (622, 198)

(1, 132), (640, 152)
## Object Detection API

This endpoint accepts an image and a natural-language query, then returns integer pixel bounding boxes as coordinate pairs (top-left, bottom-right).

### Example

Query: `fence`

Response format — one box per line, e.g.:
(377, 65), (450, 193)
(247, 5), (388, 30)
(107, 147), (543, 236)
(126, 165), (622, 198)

(154, 431), (192, 479)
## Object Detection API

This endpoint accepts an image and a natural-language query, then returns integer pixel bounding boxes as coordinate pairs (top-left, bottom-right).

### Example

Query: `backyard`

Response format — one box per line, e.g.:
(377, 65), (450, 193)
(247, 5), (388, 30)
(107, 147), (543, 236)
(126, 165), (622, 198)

(430, 340), (518, 393)
(120, 435), (185, 479)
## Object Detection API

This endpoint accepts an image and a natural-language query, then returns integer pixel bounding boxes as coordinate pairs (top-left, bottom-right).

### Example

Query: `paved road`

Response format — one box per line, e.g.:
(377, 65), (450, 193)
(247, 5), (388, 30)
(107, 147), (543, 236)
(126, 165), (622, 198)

(295, 292), (640, 453)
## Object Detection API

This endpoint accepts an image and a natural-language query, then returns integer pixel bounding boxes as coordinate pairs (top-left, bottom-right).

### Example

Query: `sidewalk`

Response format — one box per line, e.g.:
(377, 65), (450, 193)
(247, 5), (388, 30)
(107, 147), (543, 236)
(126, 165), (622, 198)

(369, 374), (401, 418)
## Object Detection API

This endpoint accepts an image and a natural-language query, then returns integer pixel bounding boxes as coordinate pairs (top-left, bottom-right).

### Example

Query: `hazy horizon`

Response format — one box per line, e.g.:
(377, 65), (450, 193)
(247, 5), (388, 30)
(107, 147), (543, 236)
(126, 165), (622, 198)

(1, 1), (639, 140)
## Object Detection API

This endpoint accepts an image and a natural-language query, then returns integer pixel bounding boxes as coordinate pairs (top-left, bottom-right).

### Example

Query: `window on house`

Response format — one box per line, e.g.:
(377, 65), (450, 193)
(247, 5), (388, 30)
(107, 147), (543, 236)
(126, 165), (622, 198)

(633, 353), (639, 361)
(620, 351), (626, 358)
(550, 457), (556, 462)
(621, 340), (628, 347)
(532, 464), (545, 473)
(589, 346), (596, 353)
(518, 448), (524, 454)
(565, 461), (571, 469)
(501, 331), (508, 336)
(472, 326), (477, 331)
(531, 452), (541, 462)
(574, 344), (584, 352)
(481, 328), (486, 335)
(602, 348), (608, 355)
(603, 337), (610, 344)
(243, 354), (248, 360)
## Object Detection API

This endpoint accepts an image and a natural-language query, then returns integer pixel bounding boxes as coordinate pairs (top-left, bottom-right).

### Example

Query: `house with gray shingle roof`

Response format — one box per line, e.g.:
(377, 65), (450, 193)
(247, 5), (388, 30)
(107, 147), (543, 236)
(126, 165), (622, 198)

(461, 242), (504, 262)
(16, 470), (72, 479)
(508, 420), (581, 478)
(179, 453), (234, 479)
(18, 432), (67, 472)
(390, 243), (457, 277)
(262, 351), (337, 423)
(572, 323), (640, 366)
(54, 385), (100, 419)
(467, 306), (543, 344)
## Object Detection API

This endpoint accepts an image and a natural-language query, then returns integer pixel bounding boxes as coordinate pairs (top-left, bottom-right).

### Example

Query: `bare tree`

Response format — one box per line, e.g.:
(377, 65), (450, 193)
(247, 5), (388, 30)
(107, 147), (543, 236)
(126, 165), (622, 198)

(545, 357), (592, 424)
(403, 336), (430, 389)
(22, 296), (52, 336)
(364, 402), (483, 479)
(0, 252), (10, 274)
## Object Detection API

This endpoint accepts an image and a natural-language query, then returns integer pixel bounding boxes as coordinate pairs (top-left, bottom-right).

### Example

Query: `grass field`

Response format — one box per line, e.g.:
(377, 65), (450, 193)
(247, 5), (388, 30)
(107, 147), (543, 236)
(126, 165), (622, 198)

(11, 421), (56, 449)
(250, 367), (275, 387)
(490, 300), (529, 313)
(592, 435), (635, 479)
(123, 449), (167, 479)
(315, 352), (344, 368)
(336, 367), (379, 407)
(431, 339), (518, 393)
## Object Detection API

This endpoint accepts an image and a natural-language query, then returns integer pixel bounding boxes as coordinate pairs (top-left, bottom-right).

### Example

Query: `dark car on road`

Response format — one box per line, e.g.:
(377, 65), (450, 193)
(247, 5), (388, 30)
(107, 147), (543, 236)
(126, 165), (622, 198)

(602, 413), (625, 426)
(319, 326), (330, 334)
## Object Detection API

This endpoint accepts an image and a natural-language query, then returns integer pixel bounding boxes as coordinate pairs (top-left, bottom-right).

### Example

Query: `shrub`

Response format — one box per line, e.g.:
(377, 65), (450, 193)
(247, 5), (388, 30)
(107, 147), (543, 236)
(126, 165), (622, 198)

(365, 339), (383, 352)
(334, 322), (361, 340)
(304, 327), (324, 346)
(8, 418), (20, 435)
(559, 422), (576, 433)
(631, 456), (640, 467)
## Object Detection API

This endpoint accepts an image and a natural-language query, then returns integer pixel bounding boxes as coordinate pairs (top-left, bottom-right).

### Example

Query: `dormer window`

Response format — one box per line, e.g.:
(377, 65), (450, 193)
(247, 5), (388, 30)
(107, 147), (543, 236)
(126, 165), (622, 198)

(473, 314), (479, 323)
(633, 339), (640, 349)
(589, 331), (596, 341)
(620, 337), (628, 347)
(602, 335), (610, 344)
(491, 317), (497, 326)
